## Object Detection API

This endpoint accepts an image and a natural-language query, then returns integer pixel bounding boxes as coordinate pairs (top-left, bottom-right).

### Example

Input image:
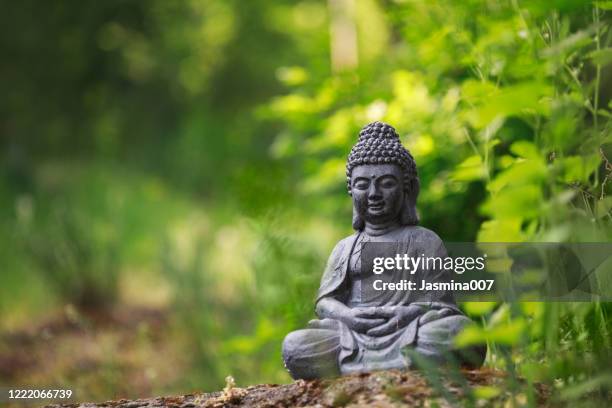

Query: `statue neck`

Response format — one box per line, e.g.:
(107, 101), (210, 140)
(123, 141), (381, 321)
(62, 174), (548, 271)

(364, 220), (401, 236)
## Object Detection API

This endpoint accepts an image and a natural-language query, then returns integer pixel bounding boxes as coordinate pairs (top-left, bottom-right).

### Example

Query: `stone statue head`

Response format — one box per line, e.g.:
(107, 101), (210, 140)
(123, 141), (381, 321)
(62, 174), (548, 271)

(346, 122), (419, 230)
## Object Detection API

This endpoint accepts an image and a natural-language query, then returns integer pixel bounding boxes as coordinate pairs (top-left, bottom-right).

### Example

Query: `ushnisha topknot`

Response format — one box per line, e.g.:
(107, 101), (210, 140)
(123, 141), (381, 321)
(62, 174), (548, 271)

(346, 121), (418, 195)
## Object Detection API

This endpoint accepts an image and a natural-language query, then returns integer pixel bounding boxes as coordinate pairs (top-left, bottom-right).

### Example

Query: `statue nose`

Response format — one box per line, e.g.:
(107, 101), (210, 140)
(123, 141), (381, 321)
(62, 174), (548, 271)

(368, 183), (382, 198)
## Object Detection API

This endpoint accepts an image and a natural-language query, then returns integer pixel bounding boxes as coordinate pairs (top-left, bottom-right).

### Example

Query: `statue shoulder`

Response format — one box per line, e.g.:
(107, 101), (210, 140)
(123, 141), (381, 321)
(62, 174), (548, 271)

(329, 232), (359, 257)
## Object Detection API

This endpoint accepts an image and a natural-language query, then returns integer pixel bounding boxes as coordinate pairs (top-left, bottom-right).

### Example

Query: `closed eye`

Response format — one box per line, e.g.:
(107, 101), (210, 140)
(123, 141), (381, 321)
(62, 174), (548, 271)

(353, 179), (369, 190)
(379, 176), (398, 188)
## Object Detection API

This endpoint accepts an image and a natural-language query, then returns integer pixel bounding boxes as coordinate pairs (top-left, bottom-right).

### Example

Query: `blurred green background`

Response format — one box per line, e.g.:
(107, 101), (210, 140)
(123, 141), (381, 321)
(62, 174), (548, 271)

(1, 0), (611, 405)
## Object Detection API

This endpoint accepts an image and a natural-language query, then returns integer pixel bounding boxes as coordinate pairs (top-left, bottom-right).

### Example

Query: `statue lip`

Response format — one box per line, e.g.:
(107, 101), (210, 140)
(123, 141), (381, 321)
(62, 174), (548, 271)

(367, 201), (385, 211)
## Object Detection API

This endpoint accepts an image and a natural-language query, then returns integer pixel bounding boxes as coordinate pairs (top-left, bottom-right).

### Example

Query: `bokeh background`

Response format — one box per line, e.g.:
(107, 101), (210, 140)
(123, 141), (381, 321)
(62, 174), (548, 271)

(1, 0), (611, 405)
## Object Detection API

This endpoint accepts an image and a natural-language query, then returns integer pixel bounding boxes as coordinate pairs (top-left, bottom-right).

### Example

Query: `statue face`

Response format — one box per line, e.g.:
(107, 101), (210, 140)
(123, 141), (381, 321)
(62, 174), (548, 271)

(351, 164), (404, 225)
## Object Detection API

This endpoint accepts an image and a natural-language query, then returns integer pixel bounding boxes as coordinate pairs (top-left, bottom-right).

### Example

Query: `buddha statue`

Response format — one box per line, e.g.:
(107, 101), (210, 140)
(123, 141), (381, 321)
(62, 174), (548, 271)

(281, 122), (486, 379)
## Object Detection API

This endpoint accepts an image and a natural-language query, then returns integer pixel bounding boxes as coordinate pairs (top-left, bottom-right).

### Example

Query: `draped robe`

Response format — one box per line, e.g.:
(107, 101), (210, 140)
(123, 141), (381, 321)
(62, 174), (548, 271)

(282, 226), (485, 379)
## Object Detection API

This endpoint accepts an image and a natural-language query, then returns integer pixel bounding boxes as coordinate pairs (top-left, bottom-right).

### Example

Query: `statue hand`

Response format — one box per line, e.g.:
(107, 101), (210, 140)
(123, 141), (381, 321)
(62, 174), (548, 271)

(366, 305), (423, 337)
(342, 307), (387, 333)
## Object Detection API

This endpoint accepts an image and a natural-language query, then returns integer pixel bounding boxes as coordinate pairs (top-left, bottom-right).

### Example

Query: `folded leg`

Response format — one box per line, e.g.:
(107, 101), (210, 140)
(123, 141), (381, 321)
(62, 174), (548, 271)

(282, 319), (341, 379)
(411, 312), (486, 368)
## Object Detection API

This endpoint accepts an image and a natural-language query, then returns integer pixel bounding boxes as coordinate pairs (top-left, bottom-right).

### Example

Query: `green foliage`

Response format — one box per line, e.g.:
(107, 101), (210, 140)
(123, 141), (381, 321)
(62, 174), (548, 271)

(24, 202), (121, 310)
(0, 0), (611, 405)
(265, 0), (612, 405)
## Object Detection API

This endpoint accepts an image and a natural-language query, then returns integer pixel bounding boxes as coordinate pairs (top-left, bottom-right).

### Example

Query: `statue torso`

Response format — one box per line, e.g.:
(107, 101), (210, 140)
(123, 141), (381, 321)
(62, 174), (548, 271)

(347, 226), (440, 308)
(316, 225), (455, 308)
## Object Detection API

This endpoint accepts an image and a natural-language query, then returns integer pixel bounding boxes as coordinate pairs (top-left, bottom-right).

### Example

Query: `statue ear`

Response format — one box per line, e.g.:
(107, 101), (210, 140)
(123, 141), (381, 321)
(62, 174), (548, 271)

(400, 179), (420, 225)
(352, 205), (365, 230)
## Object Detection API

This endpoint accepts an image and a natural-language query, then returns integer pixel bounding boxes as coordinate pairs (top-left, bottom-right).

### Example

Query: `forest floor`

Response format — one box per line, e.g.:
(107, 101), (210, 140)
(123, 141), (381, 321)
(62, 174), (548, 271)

(1, 306), (552, 407)
(0, 305), (187, 406)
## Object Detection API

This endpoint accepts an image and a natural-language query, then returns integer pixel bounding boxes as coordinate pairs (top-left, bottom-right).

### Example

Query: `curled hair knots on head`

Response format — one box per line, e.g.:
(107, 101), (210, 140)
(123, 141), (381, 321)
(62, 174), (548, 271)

(346, 121), (418, 195)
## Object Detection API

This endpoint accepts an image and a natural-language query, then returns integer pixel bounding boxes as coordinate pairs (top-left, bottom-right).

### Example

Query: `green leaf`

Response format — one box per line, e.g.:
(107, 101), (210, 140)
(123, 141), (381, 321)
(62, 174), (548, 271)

(454, 325), (487, 347)
(597, 109), (612, 118)
(473, 386), (501, 400)
(588, 48), (612, 66)
(541, 28), (593, 57)
(487, 159), (547, 195)
(461, 79), (499, 105)
(464, 82), (552, 128)
(596, 197), (612, 219)
(454, 318), (526, 347)
(555, 155), (601, 183)
(520, 302), (544, 317)
(487, 319), (527, 345)
(452, 155), (487, 181)
(482, 184), (543, 219)
(463, 301), (497, 316)
(510, 141), (540, 160)
(477, 218), (524, 242)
